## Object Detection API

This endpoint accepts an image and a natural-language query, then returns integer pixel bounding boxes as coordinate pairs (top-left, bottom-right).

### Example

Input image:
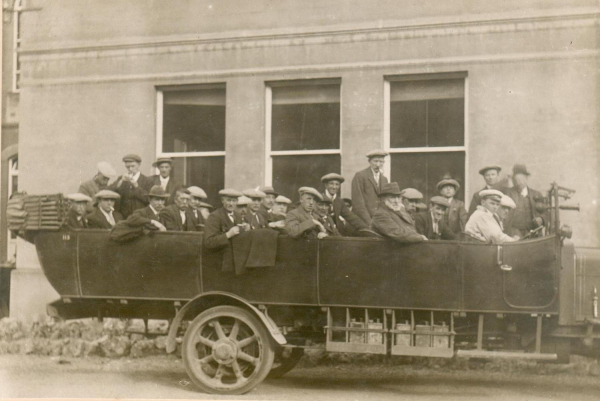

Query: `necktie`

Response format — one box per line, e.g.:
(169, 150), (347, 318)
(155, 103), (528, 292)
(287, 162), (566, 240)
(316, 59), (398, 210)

(107, 212), (115, 226)
(228, 212), (234, 223)
(180, 210), (186, 225)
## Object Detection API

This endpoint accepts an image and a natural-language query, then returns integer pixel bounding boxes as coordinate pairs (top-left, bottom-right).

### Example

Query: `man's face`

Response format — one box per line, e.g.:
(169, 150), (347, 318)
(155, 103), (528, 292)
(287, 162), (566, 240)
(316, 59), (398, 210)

(440, 185), (456, 198)
(343, 200), (352, 210)
(72, 202), (87, 217)
(149, 197), (166, 211)
(402, 198), (420, 214)
(249, 198), (261, 213)
(383, 195), (402, 211)
(262, 194), (276, 209)
(483, 169), (499, 186)
(498, 206), (511, 221)
(430, 204), (447, 222)
(158, 163), (171, 178)
(94, 174), (110, 188)
(189, 196), (202, 210)
(222, 196), (238, 212)
(273, 203), (287, 214)
(125, 161), (140, 175)
(325, 180), (341, 196)
(98, 198), (115, 213)
(236, 205), (248, 218)
(300, 194), (316, 213)
(481, 197), (500, 214)
(174, 192), (190, 210)
(369, 157), (385, 173)
(513, 173), (528, 190)
(316, 202), (330, 216)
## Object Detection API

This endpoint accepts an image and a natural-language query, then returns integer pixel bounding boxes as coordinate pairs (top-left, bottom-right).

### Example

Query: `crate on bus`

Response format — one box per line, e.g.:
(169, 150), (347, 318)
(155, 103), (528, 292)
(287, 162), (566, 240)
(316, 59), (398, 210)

(325, 307), (387, 354)
(8, 193), (69, 232)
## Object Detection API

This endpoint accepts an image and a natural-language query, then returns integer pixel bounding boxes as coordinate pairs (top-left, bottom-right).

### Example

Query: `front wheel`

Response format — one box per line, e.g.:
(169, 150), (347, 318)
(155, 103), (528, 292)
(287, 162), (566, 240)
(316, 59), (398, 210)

(182, 306), (275, 395)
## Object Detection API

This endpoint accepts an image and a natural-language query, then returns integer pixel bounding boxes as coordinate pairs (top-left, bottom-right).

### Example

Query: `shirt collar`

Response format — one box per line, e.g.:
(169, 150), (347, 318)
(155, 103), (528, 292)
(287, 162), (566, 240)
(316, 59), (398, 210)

(131, 171), (141, 182)
(371, 168), (380, 178)
(520, 187), (529, 197)
(100, 207), (113, 219)
(159, 175), (169, 183)
(325, 190), (336, 201)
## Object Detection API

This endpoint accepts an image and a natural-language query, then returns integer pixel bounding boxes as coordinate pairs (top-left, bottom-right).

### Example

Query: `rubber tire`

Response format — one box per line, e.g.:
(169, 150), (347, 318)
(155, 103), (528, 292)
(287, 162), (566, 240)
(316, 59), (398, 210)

(182, 306), (275, 395)
(268, 347), (304, 379)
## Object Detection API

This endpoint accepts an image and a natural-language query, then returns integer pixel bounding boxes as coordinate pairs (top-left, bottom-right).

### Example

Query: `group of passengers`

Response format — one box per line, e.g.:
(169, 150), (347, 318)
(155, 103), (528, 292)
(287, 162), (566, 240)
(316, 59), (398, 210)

(65, 151), (546, 246)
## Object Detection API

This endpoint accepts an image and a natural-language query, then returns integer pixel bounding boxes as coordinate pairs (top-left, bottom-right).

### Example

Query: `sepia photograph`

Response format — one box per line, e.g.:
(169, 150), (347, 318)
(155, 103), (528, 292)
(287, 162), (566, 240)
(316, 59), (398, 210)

(0, 1), (599, 400)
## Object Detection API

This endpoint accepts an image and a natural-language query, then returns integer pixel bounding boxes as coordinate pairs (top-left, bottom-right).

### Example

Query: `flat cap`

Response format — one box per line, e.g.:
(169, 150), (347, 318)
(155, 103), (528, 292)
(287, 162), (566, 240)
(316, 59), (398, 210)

(298, 187), (323, 201)
(479, 165), (502, 175)
(416, 202), (428, 211)
(342, 198), (352, 206)
(437, 179), (460, 191)
(366, 149), (389, 158)
(242, 188), (266, 199)
(237, 196), (252, 206)
(500, 195), (517, 209)
(97, 161), (116, 178)
(275, 195), (292, 204)
(152, 157), (173, 168)
(400, 188), (423, 200)
(479, 189), (504, 201)
(219, 188), (243, 198)
(67, 193), (92, 203)
(259, 186), (279, 196)
(187, 186), (208, 199)
(148, 185), (170, 198)
(199, 201), (214, 209)
(321, 173), (345, 183)
(94, 190), (120, 200)
(379, 182), (402, 197)
(429, 196), (451, 208)
(317, 197), (333, 204)
(122, 154), (142, 163)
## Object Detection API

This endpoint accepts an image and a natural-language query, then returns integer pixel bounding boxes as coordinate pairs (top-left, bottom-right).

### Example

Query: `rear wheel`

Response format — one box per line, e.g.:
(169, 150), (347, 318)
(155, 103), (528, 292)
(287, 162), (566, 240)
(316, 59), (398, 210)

(182, 306), (275, 395)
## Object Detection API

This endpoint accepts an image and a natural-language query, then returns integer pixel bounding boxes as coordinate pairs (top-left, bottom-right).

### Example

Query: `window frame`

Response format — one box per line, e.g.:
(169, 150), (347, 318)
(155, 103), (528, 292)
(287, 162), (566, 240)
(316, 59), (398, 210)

(264, 78), (342, 186)
(383, 72), (469, 198)
(12, 0), (23, 93)
(7, 156), (18, 257)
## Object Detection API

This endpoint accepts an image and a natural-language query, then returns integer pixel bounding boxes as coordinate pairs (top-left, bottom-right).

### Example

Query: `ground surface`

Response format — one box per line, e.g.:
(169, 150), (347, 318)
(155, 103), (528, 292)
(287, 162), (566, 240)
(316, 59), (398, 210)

(1, 354), (600, 400)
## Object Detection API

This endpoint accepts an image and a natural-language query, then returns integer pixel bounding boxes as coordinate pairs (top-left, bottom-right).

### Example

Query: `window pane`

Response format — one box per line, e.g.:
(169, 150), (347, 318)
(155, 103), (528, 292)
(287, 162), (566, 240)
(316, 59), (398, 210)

(162, 88), (226, 153)
(428, 98), (464, 147)
(172, 157), (225, 209)
(390, 100), (426, 148)
(390, 152), (465, 201)
(271, 84), (340, 151)
(272, 154), (341, 202)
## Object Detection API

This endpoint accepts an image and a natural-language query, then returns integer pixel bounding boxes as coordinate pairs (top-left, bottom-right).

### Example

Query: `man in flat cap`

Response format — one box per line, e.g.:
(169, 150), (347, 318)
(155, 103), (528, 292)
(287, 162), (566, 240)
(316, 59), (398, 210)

(468, 165), (507, 217)
(267, 195), (291, 232)
(87, 190), (124, 229)
(504, 164), (545, 238)
(242, 188), (268, 230)
(351, 150), (389, 226)
(321, 173), (367, 236)
(187, 186), (208, 231)
(151, 157), (182, 205)
(257, 186), (279, 223)
(204, 189), (245, 249)
(415, 196), (455, 240)
(370, 183), (427, 243)
(78, 161), (117, 213)
(437, 179), (467, 235)
(497, 195), (517, 234)
(63, 193), (92, 229)
(465, 189), (516, 244)
(159, 188), (194, 231)
(285, 187), (328, 239)
(235, 196), (252, 222)
(400, 188), (423, 218)
(314, 197), (341, 237)
(110, 154), (154, 219)
(123, 185), (168, 231)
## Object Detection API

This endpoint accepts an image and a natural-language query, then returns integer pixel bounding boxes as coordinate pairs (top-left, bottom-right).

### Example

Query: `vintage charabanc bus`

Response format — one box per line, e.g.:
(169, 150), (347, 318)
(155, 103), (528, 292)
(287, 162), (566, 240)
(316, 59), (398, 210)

(12, 183), (600, 395)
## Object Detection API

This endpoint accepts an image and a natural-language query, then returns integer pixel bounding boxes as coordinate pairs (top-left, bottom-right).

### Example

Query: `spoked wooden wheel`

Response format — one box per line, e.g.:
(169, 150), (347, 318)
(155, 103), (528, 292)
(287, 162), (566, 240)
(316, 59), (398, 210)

(182, 306), (275, 395)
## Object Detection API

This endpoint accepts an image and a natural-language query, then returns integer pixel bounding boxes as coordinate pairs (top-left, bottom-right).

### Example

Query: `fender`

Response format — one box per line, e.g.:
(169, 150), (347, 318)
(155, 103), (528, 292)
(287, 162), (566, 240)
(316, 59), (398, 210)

(166, 291), (287, 353)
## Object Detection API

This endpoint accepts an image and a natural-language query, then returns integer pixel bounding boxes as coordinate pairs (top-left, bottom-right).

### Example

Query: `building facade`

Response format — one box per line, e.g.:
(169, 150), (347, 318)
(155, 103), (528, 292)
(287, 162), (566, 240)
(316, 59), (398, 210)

(8, 0), (600, 320)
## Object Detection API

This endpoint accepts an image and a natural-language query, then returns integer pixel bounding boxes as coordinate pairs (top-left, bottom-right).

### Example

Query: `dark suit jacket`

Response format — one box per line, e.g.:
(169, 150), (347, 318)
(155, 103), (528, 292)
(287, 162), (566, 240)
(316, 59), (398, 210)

(415, 211), (456, 240)
(125, 205), (160, 227)
(245, 211), (268, 230)
(370, 204), (424, 243)
(323, 192), (367, 236)
(151, 175), (182, 205)
(110, 174), (154, 219)
(64, 209), (88, 230)
(86, 208), (124, 229)
(285, 206), (319, 238)
(204, 207), (242, 249)
(351, 167), (388, 226)
(159, 204), (195, 231)
(186, 208), (205, 231)
(444, 198), (468, 234)
(504, 186), (546, 235)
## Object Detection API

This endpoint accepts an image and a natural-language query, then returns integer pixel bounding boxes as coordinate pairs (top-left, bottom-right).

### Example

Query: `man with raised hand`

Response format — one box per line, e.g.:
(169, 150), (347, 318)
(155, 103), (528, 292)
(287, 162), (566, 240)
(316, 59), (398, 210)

(86, 190), (123, 229)
(110, 154), (154, 218)
(204, 189), (245, 249)
(285, 187), (327, 239)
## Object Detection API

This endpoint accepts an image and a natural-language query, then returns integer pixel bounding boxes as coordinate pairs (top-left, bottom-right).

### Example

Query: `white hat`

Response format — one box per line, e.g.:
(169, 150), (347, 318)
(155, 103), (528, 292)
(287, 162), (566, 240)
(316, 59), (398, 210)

(67, 193), (92, 203)
(479, 189), (504, 201)
(97, 162), (116, 178)
(187, 186), (208, 199)
(500, 195), (517, 209)
(237, 196), (252, 206)
(275, 195), (292, 204)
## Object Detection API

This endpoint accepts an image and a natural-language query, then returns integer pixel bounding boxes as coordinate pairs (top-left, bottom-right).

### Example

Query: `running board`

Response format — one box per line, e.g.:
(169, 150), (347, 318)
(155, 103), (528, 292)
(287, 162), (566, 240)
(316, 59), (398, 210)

(457, 350), (558, 361)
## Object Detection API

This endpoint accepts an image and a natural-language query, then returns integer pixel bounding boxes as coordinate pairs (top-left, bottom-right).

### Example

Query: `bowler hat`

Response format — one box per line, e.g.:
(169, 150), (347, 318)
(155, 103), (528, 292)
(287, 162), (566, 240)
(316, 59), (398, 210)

(97, 161), (116, 178)
(429, 196), (450, 209)
(94, 190), (120, 200)
(152, 157), (173, 168)
(512, 163), (530, 176)
(148, 185), (170, 198)
(122, 154), (142, 163)
(321, 173), (345, 184)
(436, 179), (460, 192)
(298, 187), (323, 201)
(478, 165), (502, 175)
(366, 149), (389, 159)
(378, 182), (402, 197)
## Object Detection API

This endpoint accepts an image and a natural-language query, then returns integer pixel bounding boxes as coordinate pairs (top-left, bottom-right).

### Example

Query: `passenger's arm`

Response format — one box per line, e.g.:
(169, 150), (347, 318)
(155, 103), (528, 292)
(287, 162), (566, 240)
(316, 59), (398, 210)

(338, 200), (368, 230)
(371, 213), (424, 243)
(285, 213), (316, 238)
(159, 209), (178, 231)
(351, 175), (371, 226)
(203, 215), (231, 249)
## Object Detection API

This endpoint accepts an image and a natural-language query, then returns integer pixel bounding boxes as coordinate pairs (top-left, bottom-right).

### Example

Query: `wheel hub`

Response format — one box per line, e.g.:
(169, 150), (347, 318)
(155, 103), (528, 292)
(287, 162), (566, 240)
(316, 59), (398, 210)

(212, 339), (237, 364)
